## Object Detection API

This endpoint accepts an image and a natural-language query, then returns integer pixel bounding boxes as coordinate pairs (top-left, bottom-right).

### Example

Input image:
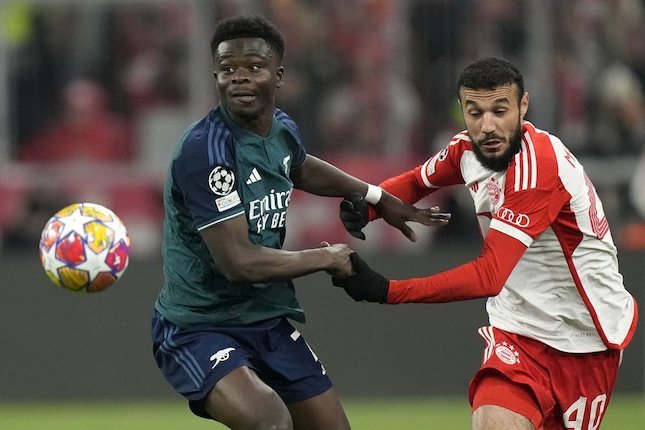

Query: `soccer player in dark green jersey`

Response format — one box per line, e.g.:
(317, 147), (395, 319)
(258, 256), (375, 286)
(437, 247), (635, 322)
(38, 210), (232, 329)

(151, 15), (449, 429)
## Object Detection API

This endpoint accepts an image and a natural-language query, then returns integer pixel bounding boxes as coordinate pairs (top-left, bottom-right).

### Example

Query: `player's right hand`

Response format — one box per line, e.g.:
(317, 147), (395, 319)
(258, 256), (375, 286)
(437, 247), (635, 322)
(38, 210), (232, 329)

(340, 191), (451, 242)
(321, 241), (354, 278)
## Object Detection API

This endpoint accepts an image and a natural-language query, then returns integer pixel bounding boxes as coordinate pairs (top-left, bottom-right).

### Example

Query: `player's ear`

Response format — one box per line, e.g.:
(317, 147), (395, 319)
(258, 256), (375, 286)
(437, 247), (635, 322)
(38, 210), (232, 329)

(276, 66), (284, 88)
(520, 92), (529, 119)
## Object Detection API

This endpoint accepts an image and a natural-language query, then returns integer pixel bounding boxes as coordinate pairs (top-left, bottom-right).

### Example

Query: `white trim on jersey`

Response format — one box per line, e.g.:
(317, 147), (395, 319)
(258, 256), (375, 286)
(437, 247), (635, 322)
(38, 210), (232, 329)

(478, 326), (496, 363)
(490, 219), (533, 247)
(450, 131), (471, 144)
(420, 158), (434, 188)
(197, 210), (245, 231)
(514, 132), (538, 192)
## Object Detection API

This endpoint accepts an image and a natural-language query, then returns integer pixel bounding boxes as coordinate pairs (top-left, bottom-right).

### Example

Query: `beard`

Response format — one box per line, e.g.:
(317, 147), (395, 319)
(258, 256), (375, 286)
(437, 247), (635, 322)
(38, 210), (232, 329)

(472, 125), (523, 172)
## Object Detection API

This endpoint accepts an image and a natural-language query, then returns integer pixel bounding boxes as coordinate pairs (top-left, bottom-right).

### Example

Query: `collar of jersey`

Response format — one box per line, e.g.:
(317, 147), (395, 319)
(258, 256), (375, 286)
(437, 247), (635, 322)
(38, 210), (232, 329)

(217, 104), (281, 141)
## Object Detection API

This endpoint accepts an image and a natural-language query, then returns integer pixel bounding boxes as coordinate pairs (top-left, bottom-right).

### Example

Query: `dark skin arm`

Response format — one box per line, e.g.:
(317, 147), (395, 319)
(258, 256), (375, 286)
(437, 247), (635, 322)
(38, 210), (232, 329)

(201, 213), (353, 282)
(202, 154), (448, 283)
(291, 155), (450, 241)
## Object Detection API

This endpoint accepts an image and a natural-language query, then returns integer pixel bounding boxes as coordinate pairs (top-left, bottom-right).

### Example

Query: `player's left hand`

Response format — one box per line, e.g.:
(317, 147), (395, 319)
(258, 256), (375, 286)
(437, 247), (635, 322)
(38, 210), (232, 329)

(332, 253), (389, 303)
(375, 192), (451, 242)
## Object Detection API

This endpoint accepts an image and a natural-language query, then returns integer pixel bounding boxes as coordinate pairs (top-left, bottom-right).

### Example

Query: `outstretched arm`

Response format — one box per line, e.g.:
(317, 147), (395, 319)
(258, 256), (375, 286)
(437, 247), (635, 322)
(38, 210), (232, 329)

(291, 155), (450, 241)
(338, 167), (449, 240)
(333, 229), (527, 303)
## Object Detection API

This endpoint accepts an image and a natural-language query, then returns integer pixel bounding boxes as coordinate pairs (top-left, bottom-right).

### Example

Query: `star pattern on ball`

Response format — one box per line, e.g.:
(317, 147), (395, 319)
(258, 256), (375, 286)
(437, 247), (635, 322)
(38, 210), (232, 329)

(39, 203), (131, 293)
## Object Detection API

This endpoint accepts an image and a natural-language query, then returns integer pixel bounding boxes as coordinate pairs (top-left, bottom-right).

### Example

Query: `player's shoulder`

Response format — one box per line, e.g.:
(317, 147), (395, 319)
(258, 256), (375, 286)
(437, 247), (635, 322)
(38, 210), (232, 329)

(512, 121), (571, 189)
(438, 129), (474, 160)
(274, 107), (296, 128)
(520, 121), (568, 162)
(274, 107), (301, 142)
(448, 129), (473, 147)
(175, 107), (235, 169)
(522, 121), (553, 143)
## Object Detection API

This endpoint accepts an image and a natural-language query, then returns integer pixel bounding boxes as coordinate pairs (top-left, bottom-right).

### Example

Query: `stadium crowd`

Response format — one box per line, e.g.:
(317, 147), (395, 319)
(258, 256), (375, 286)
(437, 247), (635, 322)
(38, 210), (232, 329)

(2, 0), (645, 255)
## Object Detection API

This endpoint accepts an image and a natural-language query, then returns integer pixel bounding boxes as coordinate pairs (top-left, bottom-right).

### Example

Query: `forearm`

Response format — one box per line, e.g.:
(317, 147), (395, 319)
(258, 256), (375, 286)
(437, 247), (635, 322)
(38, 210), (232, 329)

(369, 168), (432, 221)
(388, 262), (499, 303)
(380, 167), (431, 205)
(388, 230), (525, 303)
(202, 216), (347, 282)
(292, 155), (369, 197)
(219, 245), (334, 282)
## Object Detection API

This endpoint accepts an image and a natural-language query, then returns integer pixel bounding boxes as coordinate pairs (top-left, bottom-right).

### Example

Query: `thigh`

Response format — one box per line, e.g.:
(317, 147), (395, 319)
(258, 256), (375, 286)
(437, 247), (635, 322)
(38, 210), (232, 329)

(469, 327), (555, 428)
(550, 349), (621, 430)
(260, 320), (334, 404)
(152, 311), (254, 409)
(287, 388), (350, 430)
(205, 366), (292, 429)
(472, 374), (538, 430)
(472, 405), (535, 430)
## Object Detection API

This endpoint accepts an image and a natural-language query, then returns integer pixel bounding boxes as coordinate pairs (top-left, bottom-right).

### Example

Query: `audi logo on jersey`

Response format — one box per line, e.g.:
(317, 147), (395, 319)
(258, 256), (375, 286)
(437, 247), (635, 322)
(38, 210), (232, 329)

(497, 207), (531, 228)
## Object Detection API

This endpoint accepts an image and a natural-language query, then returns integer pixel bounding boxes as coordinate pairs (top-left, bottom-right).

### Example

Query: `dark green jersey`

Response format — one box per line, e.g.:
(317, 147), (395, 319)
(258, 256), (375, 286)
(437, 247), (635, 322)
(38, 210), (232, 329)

(155, 105), (308, 328)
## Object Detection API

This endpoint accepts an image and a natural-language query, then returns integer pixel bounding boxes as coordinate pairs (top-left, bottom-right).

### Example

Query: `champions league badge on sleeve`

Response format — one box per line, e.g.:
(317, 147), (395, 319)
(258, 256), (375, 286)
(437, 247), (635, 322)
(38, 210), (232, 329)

(209, 166), (241, 212)
(209, 166), (236, 196)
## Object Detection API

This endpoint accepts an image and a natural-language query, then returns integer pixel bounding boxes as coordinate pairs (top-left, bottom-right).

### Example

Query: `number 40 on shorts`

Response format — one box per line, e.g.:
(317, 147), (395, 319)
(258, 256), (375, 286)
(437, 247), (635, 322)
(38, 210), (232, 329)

(563, 394), (607, 430)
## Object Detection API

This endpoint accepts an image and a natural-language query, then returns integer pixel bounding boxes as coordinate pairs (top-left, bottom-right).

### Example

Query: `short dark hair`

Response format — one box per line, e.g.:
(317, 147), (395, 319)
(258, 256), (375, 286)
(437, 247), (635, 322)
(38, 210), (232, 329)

(457, 57), (524, 102)
(210, 15), (285, 60)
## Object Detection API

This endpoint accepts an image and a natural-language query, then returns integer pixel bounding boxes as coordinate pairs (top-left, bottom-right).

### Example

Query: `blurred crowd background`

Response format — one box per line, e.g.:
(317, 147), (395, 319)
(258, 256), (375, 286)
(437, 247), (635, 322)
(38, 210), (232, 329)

(1, 0), (645, 257)
(1, 0), (645, 405)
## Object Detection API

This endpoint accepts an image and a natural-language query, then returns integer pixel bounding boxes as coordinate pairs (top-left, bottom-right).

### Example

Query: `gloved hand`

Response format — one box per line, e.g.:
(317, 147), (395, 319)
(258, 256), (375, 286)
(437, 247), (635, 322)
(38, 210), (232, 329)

(339, 192), (369, 240)
(332, 253), (389, 303)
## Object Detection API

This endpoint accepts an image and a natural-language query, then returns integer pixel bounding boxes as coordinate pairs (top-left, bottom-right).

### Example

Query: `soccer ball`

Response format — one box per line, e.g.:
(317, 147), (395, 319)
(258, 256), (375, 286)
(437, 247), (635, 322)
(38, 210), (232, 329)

(39, 203), (131, 293)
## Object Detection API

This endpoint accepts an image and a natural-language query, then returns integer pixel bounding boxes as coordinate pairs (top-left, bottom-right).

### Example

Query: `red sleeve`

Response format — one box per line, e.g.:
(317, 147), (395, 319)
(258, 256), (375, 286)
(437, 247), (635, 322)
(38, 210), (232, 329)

(369, 137), (468, 220)
(380, 166), (431, 204)
(386, 229), (527, 303)
(368, 167), (431, 220)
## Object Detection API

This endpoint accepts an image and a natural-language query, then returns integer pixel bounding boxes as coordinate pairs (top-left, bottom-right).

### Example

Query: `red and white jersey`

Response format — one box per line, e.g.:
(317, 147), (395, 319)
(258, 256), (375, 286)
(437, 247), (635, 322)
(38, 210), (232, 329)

(385, 122), (637, 353)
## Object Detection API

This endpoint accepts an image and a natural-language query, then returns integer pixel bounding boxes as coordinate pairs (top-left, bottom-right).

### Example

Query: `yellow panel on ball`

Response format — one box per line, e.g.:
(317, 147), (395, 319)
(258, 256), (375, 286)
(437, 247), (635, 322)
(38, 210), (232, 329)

(58, 267), (90, 292)
(85, 221), (114, 254)
(56, 203), (82, 217)
(82, 204), (114, 222)
(45, 270), (63, 288)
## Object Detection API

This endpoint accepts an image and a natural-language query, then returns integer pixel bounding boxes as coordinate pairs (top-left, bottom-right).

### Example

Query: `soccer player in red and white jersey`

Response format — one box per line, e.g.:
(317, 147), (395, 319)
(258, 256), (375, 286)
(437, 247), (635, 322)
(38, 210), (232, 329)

(334, 57), (638, 430)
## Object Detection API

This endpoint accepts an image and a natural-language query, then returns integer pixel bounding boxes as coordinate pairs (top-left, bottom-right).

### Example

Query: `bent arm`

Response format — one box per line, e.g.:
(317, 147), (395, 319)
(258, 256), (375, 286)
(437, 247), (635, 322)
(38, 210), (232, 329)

(200, 214), (350, 282)
(387, 229), (527, 303)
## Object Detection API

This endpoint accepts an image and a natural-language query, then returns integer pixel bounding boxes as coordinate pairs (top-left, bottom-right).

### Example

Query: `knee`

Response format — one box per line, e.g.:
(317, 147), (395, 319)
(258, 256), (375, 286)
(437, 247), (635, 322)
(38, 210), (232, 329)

(243, 402), (293, 430)
(207, 388), (293, 430)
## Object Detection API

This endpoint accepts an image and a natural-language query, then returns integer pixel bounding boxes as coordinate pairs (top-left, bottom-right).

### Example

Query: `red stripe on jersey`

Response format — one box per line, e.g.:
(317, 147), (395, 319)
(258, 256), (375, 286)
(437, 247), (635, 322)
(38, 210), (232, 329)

(552, 202), (635, 349)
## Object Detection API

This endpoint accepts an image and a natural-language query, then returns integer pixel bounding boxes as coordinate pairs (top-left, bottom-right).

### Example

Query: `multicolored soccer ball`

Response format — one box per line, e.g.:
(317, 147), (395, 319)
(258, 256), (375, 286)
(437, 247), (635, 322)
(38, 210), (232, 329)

(39, 203), (131, 293)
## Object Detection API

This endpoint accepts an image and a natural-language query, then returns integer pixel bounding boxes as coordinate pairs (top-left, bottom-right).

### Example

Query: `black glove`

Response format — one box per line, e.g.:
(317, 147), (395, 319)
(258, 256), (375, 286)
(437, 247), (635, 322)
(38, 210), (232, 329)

(332, 253), (389, 303)
(340, 192), (369, 240)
